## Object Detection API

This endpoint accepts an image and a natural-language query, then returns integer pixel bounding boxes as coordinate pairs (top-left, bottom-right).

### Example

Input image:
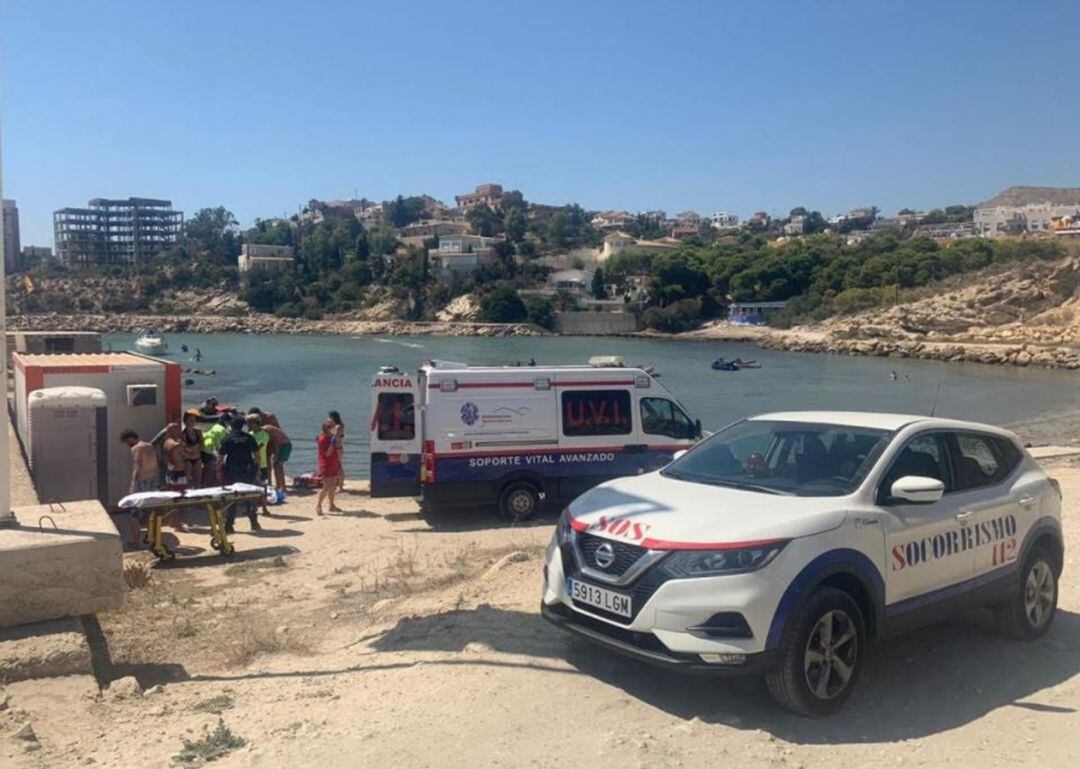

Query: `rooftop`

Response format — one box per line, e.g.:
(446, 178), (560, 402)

(13, 352), (166, 369)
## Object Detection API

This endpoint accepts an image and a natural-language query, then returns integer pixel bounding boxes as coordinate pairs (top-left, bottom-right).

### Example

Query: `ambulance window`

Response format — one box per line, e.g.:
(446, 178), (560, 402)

(561, 390), (632, 436)
(376, 393), (415, 441)
(640, 398), (695, 439)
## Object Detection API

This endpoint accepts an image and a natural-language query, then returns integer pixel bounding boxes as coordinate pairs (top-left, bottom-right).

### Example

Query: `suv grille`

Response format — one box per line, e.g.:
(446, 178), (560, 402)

(560, 539), (670, 625)
(576, 532), (646, 576)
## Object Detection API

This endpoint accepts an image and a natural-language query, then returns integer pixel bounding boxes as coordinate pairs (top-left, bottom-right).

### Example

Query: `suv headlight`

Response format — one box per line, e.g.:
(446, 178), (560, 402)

(556, 508), (574, 545)
(659, 541), (788, 578)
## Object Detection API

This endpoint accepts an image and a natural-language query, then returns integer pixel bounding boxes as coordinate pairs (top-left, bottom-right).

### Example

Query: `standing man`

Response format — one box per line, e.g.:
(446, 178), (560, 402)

(245, 414), (270, 484)
(181, 411), (204, 488)
(120, 429), (159, 548)
(264, 422), (293, 494)
(247, 406), (280, 429)
(218, 416), (261, 533)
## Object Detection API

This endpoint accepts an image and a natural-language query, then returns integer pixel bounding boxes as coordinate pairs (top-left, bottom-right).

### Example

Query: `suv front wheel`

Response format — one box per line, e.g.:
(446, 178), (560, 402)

(765, 586), (866, 717)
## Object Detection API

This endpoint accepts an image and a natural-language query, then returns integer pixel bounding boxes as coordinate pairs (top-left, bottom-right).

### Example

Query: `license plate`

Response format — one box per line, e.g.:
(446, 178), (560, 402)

(568, 578), (632, 618)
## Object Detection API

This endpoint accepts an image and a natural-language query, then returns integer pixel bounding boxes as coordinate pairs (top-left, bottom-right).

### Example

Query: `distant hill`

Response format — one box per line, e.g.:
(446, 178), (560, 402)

(979, 186), (1080, 208)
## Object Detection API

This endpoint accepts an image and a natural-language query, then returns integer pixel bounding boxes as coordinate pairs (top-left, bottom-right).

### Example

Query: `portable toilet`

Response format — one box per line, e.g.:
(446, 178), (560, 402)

(12, 352), (182, 507)
(28, 386), (109, 505)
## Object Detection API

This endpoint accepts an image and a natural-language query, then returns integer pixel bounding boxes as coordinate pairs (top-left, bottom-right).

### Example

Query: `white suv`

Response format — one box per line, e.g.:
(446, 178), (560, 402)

(541, 411), (1064, 716)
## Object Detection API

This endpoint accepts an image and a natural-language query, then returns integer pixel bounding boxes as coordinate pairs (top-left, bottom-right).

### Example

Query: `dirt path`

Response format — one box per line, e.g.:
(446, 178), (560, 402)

(2, 464), (1078, 768)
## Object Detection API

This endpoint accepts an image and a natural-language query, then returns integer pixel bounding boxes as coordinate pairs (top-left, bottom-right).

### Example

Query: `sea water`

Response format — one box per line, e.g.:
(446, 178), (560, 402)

(105, 333), (1080, 478)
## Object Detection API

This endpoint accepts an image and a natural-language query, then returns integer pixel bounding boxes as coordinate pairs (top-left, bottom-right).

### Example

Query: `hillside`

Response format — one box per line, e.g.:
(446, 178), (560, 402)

(978, 186), (1080, 208)
(820, 256), (1080, 346)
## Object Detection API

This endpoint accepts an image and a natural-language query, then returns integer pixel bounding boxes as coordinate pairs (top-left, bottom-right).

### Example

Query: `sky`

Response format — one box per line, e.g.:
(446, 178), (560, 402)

(2, 0), (1079, 246)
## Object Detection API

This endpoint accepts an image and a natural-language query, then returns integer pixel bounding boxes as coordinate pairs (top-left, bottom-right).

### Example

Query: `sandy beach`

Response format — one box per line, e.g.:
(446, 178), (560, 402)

(2, 448), (1078, 769)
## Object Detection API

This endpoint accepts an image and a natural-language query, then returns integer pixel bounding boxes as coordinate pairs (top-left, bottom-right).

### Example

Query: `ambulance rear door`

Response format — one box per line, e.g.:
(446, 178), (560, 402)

(369, 369), (421, 498)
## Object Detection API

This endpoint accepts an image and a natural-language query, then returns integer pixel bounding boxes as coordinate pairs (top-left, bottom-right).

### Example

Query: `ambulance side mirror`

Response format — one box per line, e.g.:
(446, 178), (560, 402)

(890, 476), (945, 505)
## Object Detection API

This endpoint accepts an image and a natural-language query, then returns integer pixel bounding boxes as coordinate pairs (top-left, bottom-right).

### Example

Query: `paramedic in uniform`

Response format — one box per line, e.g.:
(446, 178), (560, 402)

(218, 417), (262, 532)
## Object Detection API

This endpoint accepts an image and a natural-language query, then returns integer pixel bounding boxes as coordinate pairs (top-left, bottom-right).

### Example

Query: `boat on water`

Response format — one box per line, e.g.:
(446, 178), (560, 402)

(134, 327), (168, 356)
(711, 358), (740, 371)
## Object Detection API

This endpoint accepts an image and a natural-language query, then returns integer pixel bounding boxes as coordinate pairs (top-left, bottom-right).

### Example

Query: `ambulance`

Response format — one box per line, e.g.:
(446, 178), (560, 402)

(369, 358), (701, 519)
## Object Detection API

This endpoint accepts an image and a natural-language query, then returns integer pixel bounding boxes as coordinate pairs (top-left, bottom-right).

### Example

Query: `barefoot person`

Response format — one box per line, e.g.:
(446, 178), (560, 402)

(328, 410), (346, 491)
(264, 422), (292, 493)
(162, 422), (191, 531)
(315, 419), (342, 515)
(121, 429), (159, 548)
(181, 411), (204, 487)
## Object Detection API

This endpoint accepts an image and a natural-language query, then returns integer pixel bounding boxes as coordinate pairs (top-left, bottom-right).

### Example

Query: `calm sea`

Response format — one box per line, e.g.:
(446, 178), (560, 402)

(105, 333), (1080, 478)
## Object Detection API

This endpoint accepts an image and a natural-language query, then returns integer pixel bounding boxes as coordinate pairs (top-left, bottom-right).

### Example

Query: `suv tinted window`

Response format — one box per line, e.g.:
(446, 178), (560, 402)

(880, 433), (951, 499)
(561, 390), (631, 436)
(951, 432), (1015, 490)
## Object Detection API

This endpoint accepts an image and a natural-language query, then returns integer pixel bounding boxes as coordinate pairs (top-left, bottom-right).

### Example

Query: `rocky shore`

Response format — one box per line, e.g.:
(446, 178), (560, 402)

(9, 313), (545, 338)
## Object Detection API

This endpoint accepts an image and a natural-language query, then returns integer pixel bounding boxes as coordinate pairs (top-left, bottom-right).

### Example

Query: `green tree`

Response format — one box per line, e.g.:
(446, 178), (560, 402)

(504, 208), (527, 243)
(185, 207), (240, 263)
(354, 228), (371, 261)
(477, 285), (527, 322)
(384, 195), (426, 228)
(467, 204), (502, 237)
(591, 267), (607, 299)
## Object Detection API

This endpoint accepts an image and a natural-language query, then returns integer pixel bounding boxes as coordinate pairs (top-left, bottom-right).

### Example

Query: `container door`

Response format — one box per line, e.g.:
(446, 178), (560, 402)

(370, 371), (421, 498)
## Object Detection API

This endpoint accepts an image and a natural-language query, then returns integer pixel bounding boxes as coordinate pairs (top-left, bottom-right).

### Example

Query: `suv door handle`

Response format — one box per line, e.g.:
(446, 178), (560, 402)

(955, 511), (973, 523)
(1018, 496), (1038, 508)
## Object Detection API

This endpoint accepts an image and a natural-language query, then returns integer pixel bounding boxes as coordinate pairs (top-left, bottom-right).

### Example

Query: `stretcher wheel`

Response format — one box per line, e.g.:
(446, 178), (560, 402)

(220, 543), (235, 557)
(210, 538), (222, 552)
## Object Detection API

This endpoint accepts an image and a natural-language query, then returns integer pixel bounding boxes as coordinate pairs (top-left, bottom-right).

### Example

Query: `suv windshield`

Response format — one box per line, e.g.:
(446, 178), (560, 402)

(663, 420), (891, 497)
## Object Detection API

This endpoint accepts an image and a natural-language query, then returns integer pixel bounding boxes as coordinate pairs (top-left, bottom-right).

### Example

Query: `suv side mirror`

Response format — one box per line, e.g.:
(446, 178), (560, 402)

(890, 476), (945, 504)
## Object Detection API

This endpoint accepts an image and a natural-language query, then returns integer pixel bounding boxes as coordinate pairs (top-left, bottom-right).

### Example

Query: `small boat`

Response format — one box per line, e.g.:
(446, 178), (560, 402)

(134, 327), (168, 356)
(711, 358), (740, 371)
(733, 357), (761, 369)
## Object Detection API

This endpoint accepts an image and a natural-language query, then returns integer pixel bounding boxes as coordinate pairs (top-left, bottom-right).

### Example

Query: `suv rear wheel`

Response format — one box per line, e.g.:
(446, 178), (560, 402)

(499, 482), (541, 522)
(993, 547), (1058, 640)
(765, 586), (866, 717)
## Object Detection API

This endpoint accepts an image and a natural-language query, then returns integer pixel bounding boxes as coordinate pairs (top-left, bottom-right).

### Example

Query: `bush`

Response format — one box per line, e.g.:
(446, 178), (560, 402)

(524, 296), (556, 330)
(642, 298), (702, 332)
(477, 286), (527, 323)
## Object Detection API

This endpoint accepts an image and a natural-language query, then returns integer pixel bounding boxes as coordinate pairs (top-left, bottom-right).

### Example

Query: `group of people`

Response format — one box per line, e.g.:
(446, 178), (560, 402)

(121, 401), (350, 531)
(120, 402), (293, 535)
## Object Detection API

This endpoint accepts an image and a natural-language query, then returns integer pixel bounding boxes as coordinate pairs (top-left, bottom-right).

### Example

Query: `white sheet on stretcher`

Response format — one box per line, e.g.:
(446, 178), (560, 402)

(118, 483), (267, 509)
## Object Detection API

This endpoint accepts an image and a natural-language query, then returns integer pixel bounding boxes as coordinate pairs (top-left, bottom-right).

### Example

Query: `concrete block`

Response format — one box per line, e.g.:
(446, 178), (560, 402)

(0, 618), (93, 682)
(0, 500), (124, 630)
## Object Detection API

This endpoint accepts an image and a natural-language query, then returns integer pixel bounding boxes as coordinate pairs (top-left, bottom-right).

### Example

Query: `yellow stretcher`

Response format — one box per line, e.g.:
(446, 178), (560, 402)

(119, 484), (266, 561)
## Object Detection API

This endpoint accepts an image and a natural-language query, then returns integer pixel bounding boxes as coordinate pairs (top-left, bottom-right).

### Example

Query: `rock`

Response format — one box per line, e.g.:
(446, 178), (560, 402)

(0, 690), (8, 711)
(482, 551), (531, 580)
(13, 721), (37, 742)
(106, 676), (142, 700)
(463, 642), (493, 654)
(330, 612), (340, 620)
(145, 684), (166, 695)
(371, 599), (395, 613)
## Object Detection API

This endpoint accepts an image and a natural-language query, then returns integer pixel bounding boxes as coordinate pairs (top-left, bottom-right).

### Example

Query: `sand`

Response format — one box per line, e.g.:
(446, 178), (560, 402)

(1, 460), (1078, 768)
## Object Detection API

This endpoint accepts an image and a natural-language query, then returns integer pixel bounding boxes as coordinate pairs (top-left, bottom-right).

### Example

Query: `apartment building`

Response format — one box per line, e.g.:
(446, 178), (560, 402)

(238, 244), (295, 275)
(2, 199), (20, 272)
(428, 234), (498, 284)
(711, 211), (739, 230)
(455, 184), (504, 212)
(54, 197), (183, 267)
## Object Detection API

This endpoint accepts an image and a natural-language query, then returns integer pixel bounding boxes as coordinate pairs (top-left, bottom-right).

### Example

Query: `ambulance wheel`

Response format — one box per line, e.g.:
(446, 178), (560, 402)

(993, 547), (1058, 640)
(765, 586), (865, 717)
(499, 482), (540, 522)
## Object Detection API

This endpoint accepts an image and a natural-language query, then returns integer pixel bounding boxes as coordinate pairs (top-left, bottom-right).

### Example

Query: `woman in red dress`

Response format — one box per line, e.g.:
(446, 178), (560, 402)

(315, 419), (342, 515)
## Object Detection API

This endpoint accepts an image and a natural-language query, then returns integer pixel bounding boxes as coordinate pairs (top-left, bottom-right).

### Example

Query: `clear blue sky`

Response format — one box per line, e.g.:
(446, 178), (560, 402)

(3, 0), (1079, 245)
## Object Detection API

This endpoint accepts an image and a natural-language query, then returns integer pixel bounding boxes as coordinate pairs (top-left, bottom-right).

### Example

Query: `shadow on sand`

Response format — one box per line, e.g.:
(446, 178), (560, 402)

(363, 604), (1080, 743)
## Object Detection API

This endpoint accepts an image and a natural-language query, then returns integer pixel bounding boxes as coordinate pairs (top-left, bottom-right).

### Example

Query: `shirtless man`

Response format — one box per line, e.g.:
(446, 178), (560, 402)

(162, 423), (187, 488)
(263, 423), (292, 493)
(121, 429), (159, 547)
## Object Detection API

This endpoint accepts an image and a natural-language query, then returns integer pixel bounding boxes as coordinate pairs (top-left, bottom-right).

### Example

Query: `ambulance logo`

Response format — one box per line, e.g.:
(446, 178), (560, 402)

(460, 402), (479, 426)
